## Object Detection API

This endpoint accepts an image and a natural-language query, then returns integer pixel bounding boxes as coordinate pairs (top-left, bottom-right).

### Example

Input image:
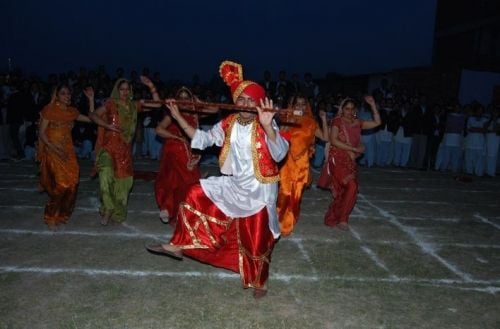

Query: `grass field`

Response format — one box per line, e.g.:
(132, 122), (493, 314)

(1, 159), (499, 329)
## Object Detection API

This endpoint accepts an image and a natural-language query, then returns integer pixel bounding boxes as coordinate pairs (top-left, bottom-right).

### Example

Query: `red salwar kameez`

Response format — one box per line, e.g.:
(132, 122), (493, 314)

(154, 114), (201, 224)
(169, 113), (289, 289)
(324, 117), (362, 227)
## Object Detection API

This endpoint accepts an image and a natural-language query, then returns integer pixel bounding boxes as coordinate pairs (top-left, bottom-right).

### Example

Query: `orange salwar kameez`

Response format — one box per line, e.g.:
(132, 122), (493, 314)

(38, 103), (80, 226)
(277, 115), (318, 235)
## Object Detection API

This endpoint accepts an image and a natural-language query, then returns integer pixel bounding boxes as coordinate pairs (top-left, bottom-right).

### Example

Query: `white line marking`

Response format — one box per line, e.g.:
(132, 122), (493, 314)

(350, 226), (396, 278)
(122, 222), (146, 235)
(437, 243), (500, 249)
(0, 205), (159, 215)
(0, 266), (498, 293)
(364, 186), (495, 193)
(0, 187), (39, 192)
(0, 228), (168, 240)
(455, 286), (500, 294)
(475, 257), (489, 264)
(358, 193), (474, 282)
(291, 239), (318, 277)
(398, 216), (460, 223)
(474, 213), (500, 230)
(359, 200), (453, 205)
(2, 229), (500, 250)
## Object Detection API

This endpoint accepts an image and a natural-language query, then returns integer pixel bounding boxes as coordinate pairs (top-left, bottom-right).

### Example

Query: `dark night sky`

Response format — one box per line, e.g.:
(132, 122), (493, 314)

(1, 0), (437, 82)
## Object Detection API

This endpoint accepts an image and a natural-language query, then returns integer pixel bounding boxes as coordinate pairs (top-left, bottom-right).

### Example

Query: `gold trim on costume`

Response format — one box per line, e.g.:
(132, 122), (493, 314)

(232, 81), (253, 103)
(236, 221), (272, 289)
(219, 114), (279, 184)
(176, 202), (232, 250)
(218, 115), (238, 169)
(218, 60), (243, 85)
(251, 123), (280, 184)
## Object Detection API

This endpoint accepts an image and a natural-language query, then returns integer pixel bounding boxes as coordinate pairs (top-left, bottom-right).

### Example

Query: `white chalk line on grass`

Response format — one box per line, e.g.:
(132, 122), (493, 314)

(121, 222), (144, 234)
(474, 213), (500, 230)
(358, 193), (475, 282)
(362, 186), (496, 193)
(0, 204), (464, 224)
(0, 203), (480, 225)
(358, 200), (453, 206)
(0, 173), (37, 178)
(351, 206), (366, 217)
(0, 204), (159, 216)
(0, 187), (39, 192)
(350, 226), (397, 279)
(398, 216), (460, 223)
(0, 228), (167, 240)
(1, 265), (498, 294)
(455, 286), (500, 294)
(291, 239), (318, 277)
(0, 177), (94, 183)
(365, 176), (461, 182)
(301, 211), (463, 224)
(3, 229), (500, 251)
(358, 199), (499, 208)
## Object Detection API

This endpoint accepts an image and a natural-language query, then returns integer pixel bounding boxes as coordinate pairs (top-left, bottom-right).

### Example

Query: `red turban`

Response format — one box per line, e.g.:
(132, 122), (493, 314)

(219, 60), (265, 104)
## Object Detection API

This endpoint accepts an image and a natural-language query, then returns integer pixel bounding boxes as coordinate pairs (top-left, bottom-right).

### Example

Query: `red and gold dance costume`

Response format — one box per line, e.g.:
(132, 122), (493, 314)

(324, 117), (362, 227)
(277, 104), (318, 235)
(169, 61), (289, 289)
(37, 103), (80, 226)
(154, 112), (201, 224)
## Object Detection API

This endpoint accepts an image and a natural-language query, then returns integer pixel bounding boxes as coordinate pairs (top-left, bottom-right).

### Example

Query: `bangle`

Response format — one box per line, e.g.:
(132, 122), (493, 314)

(150, 88), (157, 93)
(181, 125), (189, 130)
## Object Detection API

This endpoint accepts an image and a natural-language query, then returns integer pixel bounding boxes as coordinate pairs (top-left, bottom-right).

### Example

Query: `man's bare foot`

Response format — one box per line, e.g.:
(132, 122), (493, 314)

(100, 212), (111, 226)
(337, 222), (349, 231)
(145, 243), (183, 260)
(46, 223), (58, 231)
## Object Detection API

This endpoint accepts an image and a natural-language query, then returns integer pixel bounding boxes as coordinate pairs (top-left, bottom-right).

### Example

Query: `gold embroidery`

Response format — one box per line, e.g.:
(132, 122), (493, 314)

(251, 123), (280, 184)
(218, 60), (243, 84)
(219, 115), (238, 168)
(237, 222), (246, 287)
(232, 81), (253, 103)
(220, 114), (279, 184)
(236, 221), (272, 289)
(176, 202), (232, 250)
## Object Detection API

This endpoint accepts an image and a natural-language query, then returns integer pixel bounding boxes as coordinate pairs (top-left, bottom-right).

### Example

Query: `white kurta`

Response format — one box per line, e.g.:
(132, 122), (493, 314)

(191, 119), (289, 238)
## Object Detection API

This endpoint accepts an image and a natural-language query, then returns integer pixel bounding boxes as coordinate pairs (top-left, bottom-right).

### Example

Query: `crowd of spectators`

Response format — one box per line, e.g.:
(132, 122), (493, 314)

(1, 66), (499, 178)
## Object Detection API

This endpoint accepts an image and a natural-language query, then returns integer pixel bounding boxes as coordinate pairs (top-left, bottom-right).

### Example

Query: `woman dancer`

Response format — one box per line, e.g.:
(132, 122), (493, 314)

(87, 76), (161, 225)
(323, 96), (380, 230)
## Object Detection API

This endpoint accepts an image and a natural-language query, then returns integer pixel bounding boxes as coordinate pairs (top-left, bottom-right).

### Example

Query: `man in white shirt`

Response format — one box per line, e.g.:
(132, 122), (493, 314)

(147, 61), (289, 299)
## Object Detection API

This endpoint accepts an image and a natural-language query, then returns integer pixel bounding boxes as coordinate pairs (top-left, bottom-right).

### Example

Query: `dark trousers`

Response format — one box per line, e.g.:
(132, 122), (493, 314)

(8, 123), (23, 158)
(409, 134), (427, 169)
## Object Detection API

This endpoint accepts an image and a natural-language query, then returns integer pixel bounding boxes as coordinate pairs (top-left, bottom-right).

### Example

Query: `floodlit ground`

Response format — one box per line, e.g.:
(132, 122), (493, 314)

(1, 159), (499, 329)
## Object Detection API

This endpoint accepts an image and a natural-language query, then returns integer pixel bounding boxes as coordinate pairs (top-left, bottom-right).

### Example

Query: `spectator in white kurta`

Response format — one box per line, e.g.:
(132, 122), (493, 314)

(438, 104), (466, 173)
(485, 106), (500, 177)
(464, 104), (488, 176)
